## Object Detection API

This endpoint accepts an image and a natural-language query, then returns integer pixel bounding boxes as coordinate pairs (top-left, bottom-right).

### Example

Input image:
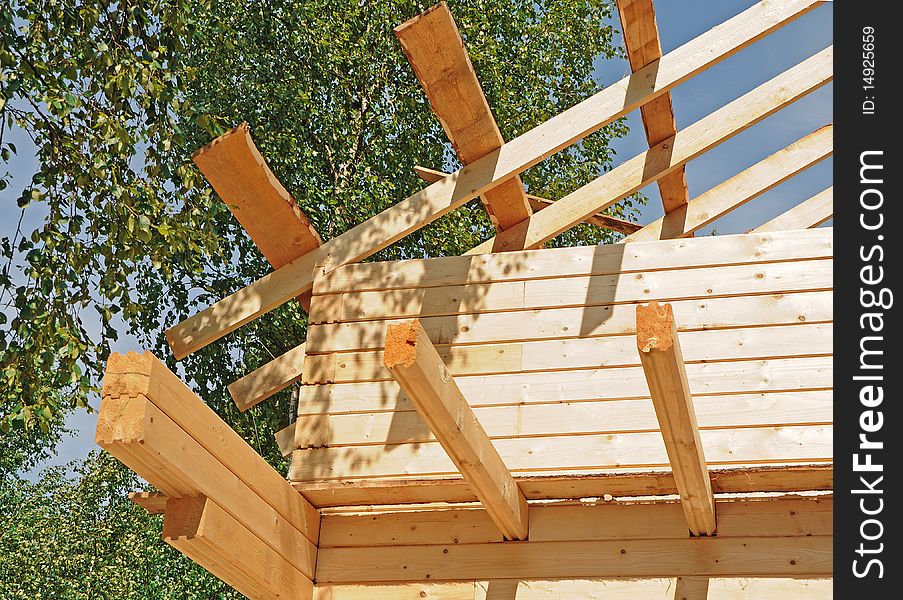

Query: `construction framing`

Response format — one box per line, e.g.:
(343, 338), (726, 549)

(97, 1), (833, 598)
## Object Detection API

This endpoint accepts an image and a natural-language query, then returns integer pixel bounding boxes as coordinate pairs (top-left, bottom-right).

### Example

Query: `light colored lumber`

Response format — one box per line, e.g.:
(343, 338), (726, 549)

(193, 123), (322, 310)
(396, 4), (531, 231)
(294, 464), (832, 507)
(306, 290), (832, 352)
(228, 343), (306, 412)
(289, 424), (831, 481)
(750, 187), (834, 233)
(469, 45), (834, 254)
(617, 0), (689, 214)
(101, 351), (320, 542)
(637, 302), (716, 536)
(301, 321), (832, 384)
(96, 393), (317, 578)
(310, 258), (832, 325)
(129, 491), (167, 515)
(292, 389), (831, 449)
(415, 165), (641, 234)
(163, 496), (313, 600)
(313, 227), (832, 295)
(675, 577), (709, 600)
(315, 536), (831, 582)
(314, 578), (832, 600)
(384, 320), (528, 540)
(623, 126), (833, 242)
(165, 0), (822, 359)
(318, 496), (831, 548)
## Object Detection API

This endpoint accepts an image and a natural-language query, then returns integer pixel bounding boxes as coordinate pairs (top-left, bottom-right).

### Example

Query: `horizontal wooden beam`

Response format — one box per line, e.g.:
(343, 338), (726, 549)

(637, 302), (715, 536)
(165, 0), (822, 359)
(414, 165), (641, 234)
(622, 125), (833, 242)
(617, 0), (690, 214)
(750, 187), (833, 233)
(396, 4), (532, 231)
(384, 320), (528, 540)
(164, 496), (314, 600)
(193, 123), (322, 311)
(469, 45), (833, 254)
(129, 491), (167, 515)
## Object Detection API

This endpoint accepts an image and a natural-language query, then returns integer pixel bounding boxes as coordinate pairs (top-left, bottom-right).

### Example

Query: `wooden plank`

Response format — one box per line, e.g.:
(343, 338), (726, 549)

(289, 425), (831, 481)
(313, 227), (832, 295)
(314, 579), (833, 600)
(129, 491), (167, 515)
(102, 351), (320, 542)
(228, 343), (306, 412)
(469, 45), (833, 254)
(292, 390), (831, 449)
(96, 393), (318, 579)
(163, 496), (314, 600)
(311, 258), (832, 325)
(301, 322), (832, 384)
(165, 0), (823, 359)
(750, 187), (834, 233)
(396, 4), (531, 231)
(384, 321), (528, 540)
(623, 126), (833, 242)
(637, 302), (715, 535)
(318, 496), (831, 547)
(675, 577), (709, 600)
(193, 123), (322, 311)
(315, 536), (832, 582)
(296, 355), (832, 417)
(616, 0), (689, 214)
(415, 165), (641, 234)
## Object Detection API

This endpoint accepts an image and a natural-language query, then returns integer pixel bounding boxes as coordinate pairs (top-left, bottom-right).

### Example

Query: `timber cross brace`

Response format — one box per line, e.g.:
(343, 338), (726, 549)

(97, 1), (834, 597)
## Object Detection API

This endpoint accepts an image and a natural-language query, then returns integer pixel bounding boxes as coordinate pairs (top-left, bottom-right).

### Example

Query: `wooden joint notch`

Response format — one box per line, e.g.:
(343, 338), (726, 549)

(384, 320), (529, 540)
(637, 302), (716, 536)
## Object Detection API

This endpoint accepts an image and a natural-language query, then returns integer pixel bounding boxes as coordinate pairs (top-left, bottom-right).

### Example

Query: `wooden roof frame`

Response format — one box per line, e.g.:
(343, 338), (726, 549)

(96, 2), (833, 597)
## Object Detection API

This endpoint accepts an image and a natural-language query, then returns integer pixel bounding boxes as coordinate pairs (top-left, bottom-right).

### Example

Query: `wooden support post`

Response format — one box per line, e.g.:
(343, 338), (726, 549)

(616, 0), (690, 215)
(164, 496), (314, 600)
(383, 320), (529, 540)
(674, 577), (710, 600)
(165, 0), (823, 359)
(193, 123), (322, 310)
(396, 3), (532, 231)
(637, 302), (716, 536)
(622, 126), (833, 242)
(750, 187), (833, 233)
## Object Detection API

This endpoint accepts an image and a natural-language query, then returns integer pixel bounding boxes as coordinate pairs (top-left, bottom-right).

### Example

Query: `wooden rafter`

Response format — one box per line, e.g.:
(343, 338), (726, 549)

(622, 125), (833, 242)
(396, 3), (532, 231)
(163, 496), (314, 600)
(750, 187), (833, 233)
(383, 320), (529, 540)
(414, 165), (641, 234)
(228, 342), (307, 412)
(637, 302), (715, 536)
(469, 46), (833, 254)
(165, 0), (822, 359)
(616, 0), (690, 215)
(193, 123), (323, 310)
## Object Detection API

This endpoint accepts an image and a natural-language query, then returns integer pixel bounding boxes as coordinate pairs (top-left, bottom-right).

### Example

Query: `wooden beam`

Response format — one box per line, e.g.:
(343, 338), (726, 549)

(622, 126), (833, 242)
(193, 123), (322, 310)
(383, 320), (529, 540)
(396, 3), (532, 231)
(228, 343), (306, 412)
(469, 46), (833, 254)
(129, 491), (167, 515)
(750, 187), (833, 233)
(415, 165), (641, 234)
(163, 496), (314, 600)
(165, 0), (823, 359)
(674, 577), (709, 600)
(616, 0), (690, 215)
(637, 302), (715, 536)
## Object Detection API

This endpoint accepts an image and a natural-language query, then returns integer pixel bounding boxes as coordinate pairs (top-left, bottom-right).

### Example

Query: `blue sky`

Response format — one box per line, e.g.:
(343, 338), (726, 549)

(3, 1), (832, 476)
